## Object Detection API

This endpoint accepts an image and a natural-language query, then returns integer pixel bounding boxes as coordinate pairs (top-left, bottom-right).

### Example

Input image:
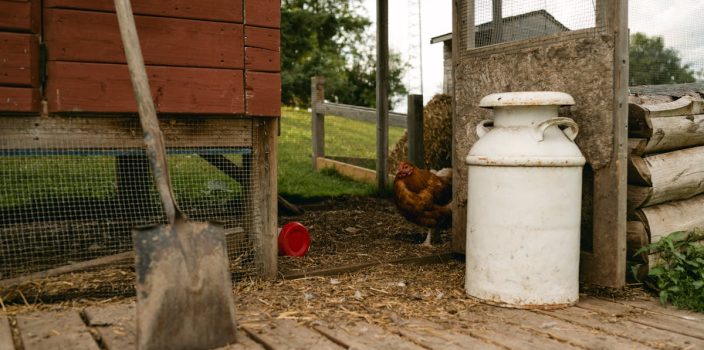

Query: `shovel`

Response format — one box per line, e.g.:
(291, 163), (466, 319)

(113, 0), (238, 348)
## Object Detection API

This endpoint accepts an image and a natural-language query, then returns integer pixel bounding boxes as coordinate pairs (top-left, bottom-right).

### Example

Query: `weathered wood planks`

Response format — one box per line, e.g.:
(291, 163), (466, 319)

(1, 0), (280, 116)
(45, 0), (243, 23)
(578, 297), (704, 339)
(45, 9), (244, 69)
(46, 62), (245, 114)
(0, 115), (253, 149)
(16, 311), (99, 350)
(315, 322), (426, 350)
(244, 0), (281, 28)
(0, 1), (33, 32)
(0, 32), (39, 86)
(0, 0), (40, 112)
(243, 320), (342, 350)
(245, 72), (281, 117)
(0, 315), (14, 350)
(83, 303), (136, 350)
(0, 86), (39, 112)
(8, 295), (704, 350)
(544, 301), (704, 349)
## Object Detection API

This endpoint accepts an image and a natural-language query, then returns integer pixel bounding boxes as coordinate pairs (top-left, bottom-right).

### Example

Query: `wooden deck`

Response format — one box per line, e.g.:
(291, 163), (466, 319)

(1, 296), (702, 349)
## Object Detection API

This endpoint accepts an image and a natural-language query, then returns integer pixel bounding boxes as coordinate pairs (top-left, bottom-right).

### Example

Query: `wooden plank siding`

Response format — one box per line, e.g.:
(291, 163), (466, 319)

(0, 0), (40, 112)
(0, 1), (33, 32)
(46, 61), (245, 114)
(244, 0), (281, 28)
(0, 86), (39, 112)
(44, 0), (243, 23)
(0, 32), (39, 86)
(44, 9), (244, 69)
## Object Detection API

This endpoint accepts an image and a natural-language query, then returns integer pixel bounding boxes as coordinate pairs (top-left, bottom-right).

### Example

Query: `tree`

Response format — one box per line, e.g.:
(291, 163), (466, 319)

(281, 0), (407, 108)
(630, 32), (696, 86)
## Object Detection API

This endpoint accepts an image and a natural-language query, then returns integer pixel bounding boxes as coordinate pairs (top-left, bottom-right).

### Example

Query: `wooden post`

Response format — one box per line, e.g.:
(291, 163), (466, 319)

(407, 94), (424, 167)
(491, 0), (503, 44)
(376, 0), (389, 192)
(256, 118), (278, 280)
(580, 0), (628, 288)
(311, 76), (325, 170)
(466, 0), (475, 51)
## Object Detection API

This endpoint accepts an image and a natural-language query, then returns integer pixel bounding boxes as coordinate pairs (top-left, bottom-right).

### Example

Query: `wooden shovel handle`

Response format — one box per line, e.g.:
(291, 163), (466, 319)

(113, 0), (179, 223)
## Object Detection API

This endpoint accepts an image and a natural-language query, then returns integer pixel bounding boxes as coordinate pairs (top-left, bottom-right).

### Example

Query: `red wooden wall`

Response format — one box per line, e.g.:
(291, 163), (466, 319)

(0, 0), (281, 116)
(0, 0), (41, 112)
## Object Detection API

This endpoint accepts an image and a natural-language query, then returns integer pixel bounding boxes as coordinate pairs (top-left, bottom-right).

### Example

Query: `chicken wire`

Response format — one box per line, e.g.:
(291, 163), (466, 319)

(629, 0), (704, 86)
(458, 0), (602, 52)
(323, 111), (406, 172)
(0, 117), (261, 297)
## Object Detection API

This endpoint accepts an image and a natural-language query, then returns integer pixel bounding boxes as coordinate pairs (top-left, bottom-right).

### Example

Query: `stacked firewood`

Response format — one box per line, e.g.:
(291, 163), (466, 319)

(627, 91), (704, 273)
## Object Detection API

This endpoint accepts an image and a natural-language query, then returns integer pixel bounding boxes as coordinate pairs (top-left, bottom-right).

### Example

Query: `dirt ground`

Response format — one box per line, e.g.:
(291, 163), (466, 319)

(0, 196), (651, 326)
(278, 196), (453, 275)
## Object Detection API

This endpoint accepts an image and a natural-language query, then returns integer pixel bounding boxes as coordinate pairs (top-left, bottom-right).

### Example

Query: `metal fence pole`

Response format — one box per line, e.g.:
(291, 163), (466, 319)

(407, 94), (424, 167)
(311, 76), (325, 170)
(376, 0), (389, 192)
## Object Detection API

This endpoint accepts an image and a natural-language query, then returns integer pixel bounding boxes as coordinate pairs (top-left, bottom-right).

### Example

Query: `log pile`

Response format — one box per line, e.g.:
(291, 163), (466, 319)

(627, 89), (704, 271)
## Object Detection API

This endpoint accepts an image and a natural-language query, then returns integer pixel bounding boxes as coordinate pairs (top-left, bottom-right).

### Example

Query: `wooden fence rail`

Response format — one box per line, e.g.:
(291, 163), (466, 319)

(310, 76), (424, 188)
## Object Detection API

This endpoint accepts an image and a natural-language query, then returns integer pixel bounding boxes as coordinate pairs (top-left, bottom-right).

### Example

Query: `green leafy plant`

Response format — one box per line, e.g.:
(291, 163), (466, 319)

(633, 230), (704, 312)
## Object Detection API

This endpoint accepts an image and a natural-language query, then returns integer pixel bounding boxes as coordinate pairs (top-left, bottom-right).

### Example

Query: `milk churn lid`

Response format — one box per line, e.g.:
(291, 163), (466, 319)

(479, 92), (575, 108)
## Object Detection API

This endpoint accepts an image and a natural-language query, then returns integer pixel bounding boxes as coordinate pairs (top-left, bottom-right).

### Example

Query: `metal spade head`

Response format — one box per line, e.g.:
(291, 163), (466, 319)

(133, 218), (238, 350)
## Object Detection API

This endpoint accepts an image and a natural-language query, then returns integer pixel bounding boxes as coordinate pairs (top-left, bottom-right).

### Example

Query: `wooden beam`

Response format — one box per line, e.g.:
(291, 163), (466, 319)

(0, 115), (253, 149)
(282, 253), (452, 279)
(491, 0), (503, 44)
(451, 0), (463, 254)
(407, 94), (424, 167)
(255, 118), (278, 280)
(376, 0), (389, 192)
(311, 76), (325, 169)
(318, 102), (407, 128)
(0, 252), (133, 290)
(581, 0), (628, 288)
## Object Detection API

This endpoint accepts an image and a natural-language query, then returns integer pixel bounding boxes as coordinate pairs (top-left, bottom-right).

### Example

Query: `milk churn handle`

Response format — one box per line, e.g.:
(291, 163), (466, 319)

(535, 117), (579, 142)
(475, 119), (493, 138)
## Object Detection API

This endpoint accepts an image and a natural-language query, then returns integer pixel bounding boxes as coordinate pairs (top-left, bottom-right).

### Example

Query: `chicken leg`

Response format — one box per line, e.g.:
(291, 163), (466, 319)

(421, 228), (434, 248)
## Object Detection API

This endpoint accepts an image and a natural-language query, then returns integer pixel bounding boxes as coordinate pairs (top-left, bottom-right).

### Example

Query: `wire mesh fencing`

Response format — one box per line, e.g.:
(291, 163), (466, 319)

(0, 117), (260, 299)
(629, 0), (704, 87)
(458, 0), (604, 52)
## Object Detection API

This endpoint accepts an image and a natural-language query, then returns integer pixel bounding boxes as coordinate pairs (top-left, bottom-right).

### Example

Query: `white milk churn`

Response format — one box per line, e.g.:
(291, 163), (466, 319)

(465, 91), (586, 309)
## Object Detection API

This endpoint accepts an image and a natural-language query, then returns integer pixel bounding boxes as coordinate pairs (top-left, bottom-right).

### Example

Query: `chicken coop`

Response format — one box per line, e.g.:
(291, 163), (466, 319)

(451, 0), (629, 288)
(0, 0), (280, 295)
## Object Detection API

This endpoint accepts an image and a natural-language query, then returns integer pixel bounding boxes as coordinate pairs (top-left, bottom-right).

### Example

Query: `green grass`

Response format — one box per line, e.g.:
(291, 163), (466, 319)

(278, 106), (405, 200)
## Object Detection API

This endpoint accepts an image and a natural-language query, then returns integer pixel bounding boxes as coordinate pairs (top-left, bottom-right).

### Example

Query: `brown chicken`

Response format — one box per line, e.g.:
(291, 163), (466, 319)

(393, 161), (452, 247)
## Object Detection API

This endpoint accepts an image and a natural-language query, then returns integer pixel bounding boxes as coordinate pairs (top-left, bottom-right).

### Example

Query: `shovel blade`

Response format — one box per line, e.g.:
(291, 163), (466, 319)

(133, 219), (237, 350)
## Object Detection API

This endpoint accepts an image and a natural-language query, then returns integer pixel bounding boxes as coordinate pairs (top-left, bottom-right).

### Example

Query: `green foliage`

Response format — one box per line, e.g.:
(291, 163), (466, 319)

(281, 0), (408, 108)
(630, 32), (697, 86)
(633, 230), (704, 312)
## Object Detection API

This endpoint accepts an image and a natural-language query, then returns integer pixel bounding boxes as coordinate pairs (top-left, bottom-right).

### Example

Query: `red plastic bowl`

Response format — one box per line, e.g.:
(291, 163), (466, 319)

(277, 222), (311, 257)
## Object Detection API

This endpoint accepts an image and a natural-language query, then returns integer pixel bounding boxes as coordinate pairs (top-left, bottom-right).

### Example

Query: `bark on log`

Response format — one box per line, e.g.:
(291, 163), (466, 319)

(627, 146), (704, 207)
(628, 138), (646, 157)
(636, 194), (704, 245)
(629, 96), (704, 153)
(627, 220), (648, 262)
